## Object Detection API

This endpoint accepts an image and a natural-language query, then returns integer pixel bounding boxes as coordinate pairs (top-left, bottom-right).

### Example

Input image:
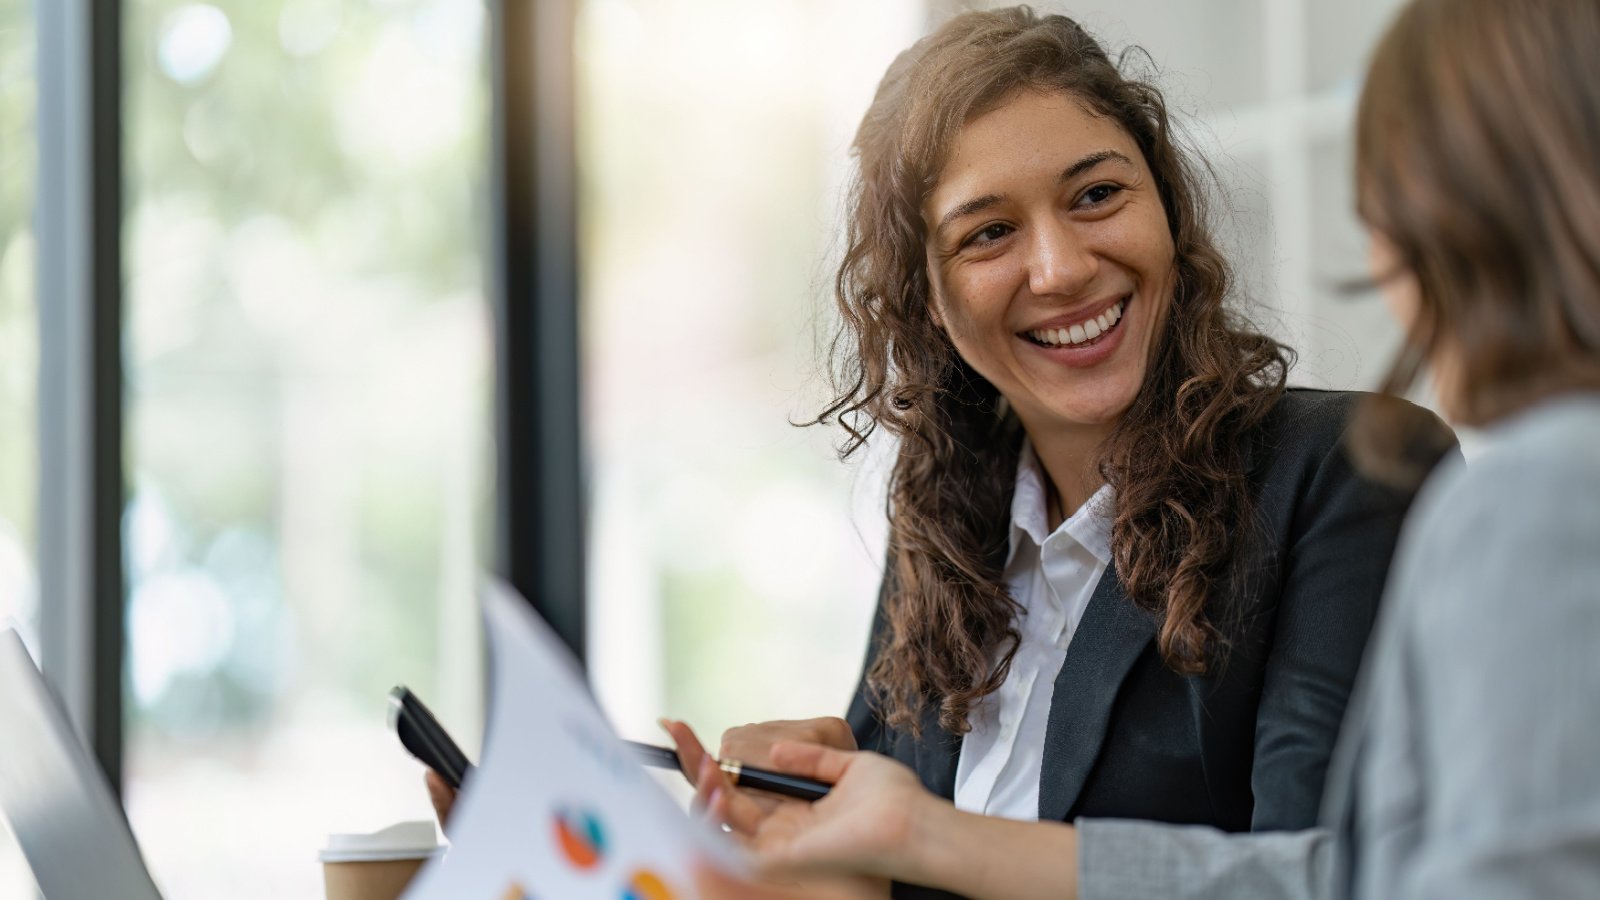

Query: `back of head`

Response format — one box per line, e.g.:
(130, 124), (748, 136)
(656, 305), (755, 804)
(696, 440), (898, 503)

(1357, 0), (1600, 426)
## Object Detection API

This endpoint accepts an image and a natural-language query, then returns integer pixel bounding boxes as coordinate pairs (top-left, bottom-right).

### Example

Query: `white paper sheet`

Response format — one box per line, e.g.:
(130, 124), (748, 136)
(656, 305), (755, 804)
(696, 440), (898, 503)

(403, 580), (744, 900)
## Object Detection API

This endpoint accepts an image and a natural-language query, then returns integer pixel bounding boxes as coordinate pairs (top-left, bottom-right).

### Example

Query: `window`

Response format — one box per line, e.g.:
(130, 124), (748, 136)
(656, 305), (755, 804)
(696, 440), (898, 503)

(579, 0), (924, 745)
(0, 0), (41, 890)
(121, 3), (490, 896)
(0, 0), (40, 649)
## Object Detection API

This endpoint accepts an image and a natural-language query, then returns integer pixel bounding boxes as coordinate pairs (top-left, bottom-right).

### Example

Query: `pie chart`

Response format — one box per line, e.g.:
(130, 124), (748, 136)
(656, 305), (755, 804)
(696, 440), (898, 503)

(551, 806), (607, 871)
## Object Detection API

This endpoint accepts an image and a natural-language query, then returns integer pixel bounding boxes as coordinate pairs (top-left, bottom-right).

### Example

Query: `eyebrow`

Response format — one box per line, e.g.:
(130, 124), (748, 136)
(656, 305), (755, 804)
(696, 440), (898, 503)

(1061, 149), (1131, 183)
(934, 149), (1135, 234)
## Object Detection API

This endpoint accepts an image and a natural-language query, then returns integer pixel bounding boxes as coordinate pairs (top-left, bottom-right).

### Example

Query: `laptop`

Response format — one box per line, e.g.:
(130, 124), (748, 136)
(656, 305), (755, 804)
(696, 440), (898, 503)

(0, 627), (164, 899)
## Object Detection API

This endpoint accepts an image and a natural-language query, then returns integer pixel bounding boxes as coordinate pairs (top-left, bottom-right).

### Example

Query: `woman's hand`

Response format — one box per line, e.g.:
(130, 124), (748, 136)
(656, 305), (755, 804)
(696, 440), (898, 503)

(710, 717), (856, 831)
(719, 716), (857, 770)
(724, 741), (1081, 900)
(424, 769), (457, 832)
(663, 721), (930, 883)
(660, 719), (792, 840)
(726, 741), (930, 883)
(662, 720), (889, 897)
(661, 717), (855, 837)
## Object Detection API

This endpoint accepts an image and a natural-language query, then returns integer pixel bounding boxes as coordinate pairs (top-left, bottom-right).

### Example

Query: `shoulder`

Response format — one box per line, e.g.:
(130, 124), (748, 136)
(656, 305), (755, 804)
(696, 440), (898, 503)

(1239, 390), (1457, 556)
(1264, 387), (1363, 431)
(1254, 388), (1445, 461)
(1249, 389), (1361, 471)
(1387, 397), (1600, 678)
(1246, 388), (1449, 484)
(1465, 394), (1600, 479)
(1403, 396), (1600, 564)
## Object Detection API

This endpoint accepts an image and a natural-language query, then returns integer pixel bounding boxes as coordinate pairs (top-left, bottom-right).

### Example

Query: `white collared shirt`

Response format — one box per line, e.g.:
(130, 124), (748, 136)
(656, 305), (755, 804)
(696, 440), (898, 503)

(952, 442), (1114, 821)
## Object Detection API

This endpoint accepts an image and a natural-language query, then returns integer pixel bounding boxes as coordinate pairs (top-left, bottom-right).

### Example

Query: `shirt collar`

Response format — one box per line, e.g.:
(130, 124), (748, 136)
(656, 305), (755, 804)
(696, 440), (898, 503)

(1007, 440), (1115, 567)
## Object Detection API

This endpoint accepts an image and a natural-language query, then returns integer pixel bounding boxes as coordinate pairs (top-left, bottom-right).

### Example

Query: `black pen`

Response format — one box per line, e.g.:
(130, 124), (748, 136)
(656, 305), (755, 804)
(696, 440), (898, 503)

(625, 740), (832, 801)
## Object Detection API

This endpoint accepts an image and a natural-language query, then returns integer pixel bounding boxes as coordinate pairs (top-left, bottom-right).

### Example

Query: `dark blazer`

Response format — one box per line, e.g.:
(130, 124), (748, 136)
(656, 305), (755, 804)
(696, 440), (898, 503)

(845, 389), (1456, 900)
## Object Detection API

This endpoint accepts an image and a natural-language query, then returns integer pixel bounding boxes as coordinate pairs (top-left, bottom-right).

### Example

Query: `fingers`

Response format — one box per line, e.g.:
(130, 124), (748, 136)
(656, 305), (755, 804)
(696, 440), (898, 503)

(693, 754), (732, 817)
(424, 770), (456, 830)
(767, 740), (857, 783)
(690, 750), (789, 838)
(709, 775), (778, 836)
(659, 718), (711, 786)
(719, 727), (779, 770)
(719, 717), (857, 770)
(666, 718), (823, 840)
(748, 800), (808, 863)
(813, 716), (859, 752)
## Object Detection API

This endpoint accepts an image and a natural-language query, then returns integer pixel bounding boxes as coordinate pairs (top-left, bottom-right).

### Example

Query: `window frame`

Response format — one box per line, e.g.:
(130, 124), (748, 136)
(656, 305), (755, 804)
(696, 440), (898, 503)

(490, 0), (587, 663)
(35, 0), (127, 794)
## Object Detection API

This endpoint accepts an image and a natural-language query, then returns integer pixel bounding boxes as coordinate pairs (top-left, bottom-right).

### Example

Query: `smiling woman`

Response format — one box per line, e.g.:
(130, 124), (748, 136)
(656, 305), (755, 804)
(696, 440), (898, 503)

(666, 8), (1457, 900)
(812, 8), (1342, 749)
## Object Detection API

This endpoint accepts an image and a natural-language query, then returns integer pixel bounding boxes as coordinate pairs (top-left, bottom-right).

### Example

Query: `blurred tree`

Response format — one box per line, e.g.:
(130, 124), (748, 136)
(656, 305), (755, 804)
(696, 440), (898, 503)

(0, 0), (40, 629)
(124, 0), (488, 740)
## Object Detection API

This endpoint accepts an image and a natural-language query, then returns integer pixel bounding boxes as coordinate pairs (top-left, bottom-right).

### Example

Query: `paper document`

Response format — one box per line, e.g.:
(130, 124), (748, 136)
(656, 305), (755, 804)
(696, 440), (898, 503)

(404, 581), (743, 899)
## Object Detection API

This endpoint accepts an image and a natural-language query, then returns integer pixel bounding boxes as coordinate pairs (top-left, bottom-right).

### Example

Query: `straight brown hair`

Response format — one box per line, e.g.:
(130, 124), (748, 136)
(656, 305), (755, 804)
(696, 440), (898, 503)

(1356, 0), (1600, 459)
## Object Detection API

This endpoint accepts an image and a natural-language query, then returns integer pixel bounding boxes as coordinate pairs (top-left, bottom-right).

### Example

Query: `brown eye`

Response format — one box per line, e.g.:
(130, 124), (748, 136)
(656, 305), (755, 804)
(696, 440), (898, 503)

(1079, 183), (1121, 206)
(965, 223), (1013, 247)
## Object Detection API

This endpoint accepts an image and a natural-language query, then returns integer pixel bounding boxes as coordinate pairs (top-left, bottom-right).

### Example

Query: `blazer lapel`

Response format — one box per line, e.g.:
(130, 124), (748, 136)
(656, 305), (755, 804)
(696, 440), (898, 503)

(1036, 569), (1156, 821)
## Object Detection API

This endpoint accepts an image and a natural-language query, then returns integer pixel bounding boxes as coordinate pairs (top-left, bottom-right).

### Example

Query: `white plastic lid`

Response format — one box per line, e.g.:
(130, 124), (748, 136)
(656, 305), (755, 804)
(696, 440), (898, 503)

(319, 821), (443, 864)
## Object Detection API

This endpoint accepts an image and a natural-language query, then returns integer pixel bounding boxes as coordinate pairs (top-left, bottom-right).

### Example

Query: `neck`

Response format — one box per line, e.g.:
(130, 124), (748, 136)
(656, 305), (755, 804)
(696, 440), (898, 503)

(1026, 420), (1113, 529)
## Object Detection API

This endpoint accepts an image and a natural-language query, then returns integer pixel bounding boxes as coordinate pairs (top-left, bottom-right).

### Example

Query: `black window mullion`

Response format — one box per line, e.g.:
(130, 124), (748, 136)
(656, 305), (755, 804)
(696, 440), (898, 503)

(489, 0), (586, 662)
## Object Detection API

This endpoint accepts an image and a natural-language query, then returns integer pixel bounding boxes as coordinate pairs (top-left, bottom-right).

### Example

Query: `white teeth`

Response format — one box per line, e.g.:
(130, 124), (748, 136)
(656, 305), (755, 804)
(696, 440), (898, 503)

(1027, 299), (1127, 347)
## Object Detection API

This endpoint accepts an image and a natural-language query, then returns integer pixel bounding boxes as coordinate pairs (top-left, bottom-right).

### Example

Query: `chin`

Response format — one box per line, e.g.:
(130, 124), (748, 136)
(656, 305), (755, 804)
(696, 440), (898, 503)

(1045, 401), (1132, 430)
(1050, 383), (1141, 428)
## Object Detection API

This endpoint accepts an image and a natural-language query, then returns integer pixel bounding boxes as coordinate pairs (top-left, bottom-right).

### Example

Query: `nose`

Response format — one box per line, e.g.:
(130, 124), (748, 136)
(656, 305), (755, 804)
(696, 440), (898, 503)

(1025, 217), (1098, 299)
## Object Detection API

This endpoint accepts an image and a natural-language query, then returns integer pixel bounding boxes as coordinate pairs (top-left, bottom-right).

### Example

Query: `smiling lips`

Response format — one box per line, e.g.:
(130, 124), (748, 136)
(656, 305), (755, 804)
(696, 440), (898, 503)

(1024, 297), (1127, 348)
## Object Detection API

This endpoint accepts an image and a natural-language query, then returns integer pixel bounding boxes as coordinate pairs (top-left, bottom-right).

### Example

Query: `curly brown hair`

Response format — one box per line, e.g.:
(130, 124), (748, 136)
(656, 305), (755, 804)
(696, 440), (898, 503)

(813, 7), (1292, 735)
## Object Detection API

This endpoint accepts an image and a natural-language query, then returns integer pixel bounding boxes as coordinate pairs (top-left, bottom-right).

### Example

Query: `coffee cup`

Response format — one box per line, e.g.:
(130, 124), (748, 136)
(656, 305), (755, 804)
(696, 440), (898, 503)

(320, 821), (442, 900)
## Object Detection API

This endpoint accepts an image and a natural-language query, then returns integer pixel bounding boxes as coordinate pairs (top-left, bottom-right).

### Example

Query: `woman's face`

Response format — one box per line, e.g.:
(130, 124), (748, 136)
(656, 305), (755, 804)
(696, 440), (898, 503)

(922, 89), (1176, 442)
(1367, 230), (1421, 333)
(1367, 228), (1462, 418)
